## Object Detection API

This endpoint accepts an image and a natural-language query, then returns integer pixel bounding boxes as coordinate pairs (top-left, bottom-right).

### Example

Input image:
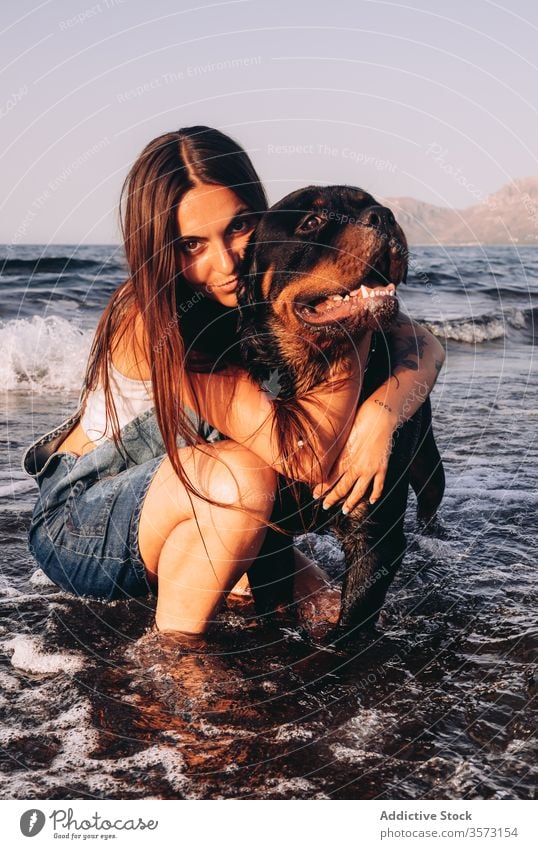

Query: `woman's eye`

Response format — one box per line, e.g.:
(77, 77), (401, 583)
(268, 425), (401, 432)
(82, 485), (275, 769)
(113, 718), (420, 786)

(297, 214), (324, 234)
(229, 215), (256, 235)
(180, 239), (203, 254)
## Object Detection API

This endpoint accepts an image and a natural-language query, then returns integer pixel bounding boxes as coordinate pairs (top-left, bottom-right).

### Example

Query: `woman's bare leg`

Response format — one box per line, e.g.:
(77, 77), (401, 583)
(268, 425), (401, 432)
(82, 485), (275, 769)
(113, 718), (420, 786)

(292, 548), (341, 634)
(138, 441), (276, 633)
(292, 547), (332, 593)
(228, 572), (252, 597)
(229, 546), (340, 632)
(229, 547), (331, 598)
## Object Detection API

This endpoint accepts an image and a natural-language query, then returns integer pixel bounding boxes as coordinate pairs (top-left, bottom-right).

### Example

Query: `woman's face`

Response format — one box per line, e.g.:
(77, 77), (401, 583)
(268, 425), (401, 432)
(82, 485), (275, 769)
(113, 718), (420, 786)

(176, 184), (258, 308)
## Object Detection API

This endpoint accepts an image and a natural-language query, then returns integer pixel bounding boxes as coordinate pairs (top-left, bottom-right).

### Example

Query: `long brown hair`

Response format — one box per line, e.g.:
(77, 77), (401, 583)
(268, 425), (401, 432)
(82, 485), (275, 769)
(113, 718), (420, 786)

(81, 126), (269, 512)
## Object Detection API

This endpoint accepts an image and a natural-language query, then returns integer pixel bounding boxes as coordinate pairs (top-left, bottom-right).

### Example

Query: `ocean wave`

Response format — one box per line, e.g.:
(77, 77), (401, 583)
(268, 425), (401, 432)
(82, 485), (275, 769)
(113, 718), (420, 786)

(476, 285), (536, 297)
(408, 270), (457, 286)
(0, 302), (534, 396)
(0, 255), (123, 276)
(423, 306), (536, 344)
(0, 479), (36, 498)
(0, 314), (93, 392)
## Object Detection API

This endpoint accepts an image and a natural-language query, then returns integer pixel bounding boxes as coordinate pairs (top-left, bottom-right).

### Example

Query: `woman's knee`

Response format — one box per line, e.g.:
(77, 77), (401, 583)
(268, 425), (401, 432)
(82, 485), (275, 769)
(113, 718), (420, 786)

(208, 446), (277, 517)
(141, 445), (276, 539)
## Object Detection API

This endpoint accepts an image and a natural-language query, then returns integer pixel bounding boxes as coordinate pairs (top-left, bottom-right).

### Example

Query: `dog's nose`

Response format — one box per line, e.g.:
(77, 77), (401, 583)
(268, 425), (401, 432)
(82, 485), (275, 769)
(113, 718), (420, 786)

(360, 205), (396, 230)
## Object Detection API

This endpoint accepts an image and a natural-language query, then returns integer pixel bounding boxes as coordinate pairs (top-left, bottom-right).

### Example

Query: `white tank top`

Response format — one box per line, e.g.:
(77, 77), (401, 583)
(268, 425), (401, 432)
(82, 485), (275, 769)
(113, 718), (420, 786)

(80, 359), (154, 446)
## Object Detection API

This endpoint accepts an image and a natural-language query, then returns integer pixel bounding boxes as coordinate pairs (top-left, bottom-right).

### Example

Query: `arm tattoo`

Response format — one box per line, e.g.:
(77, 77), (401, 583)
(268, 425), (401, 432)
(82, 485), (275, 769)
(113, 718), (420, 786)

(392, 334), (428, 371)
(416, 335), (427, 359)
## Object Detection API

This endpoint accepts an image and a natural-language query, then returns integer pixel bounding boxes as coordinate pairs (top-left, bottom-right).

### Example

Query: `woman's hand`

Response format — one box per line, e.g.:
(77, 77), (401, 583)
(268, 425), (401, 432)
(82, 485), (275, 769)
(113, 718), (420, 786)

(312, 404), (397, 512)
(311, 315), (445, 512)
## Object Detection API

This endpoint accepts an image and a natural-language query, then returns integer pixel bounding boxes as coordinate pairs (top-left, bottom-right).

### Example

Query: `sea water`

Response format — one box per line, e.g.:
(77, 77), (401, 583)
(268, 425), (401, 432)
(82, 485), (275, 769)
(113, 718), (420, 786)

(0, 244), (536, 799)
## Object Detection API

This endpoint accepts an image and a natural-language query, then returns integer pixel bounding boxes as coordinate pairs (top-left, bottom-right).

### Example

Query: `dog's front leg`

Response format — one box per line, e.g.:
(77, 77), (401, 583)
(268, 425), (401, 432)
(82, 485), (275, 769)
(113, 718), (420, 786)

(334, 410), (423, 634)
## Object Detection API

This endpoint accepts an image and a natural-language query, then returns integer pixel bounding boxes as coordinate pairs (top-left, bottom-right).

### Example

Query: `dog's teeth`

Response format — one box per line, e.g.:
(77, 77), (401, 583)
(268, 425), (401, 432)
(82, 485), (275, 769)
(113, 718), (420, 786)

(360, 285), (369, 299)
(349, 289), (360, 298)
(343, 294), (350, 301)
(331, 294), (343, 302)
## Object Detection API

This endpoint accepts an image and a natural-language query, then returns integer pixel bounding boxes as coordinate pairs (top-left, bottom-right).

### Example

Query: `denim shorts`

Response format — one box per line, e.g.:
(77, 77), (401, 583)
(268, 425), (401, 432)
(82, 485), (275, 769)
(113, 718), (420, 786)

(21, 404), (223, 601)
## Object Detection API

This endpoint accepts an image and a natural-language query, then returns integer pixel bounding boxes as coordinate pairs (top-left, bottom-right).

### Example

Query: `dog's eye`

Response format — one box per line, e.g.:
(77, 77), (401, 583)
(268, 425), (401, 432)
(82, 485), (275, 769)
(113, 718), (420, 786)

(296, 214), (324, 234)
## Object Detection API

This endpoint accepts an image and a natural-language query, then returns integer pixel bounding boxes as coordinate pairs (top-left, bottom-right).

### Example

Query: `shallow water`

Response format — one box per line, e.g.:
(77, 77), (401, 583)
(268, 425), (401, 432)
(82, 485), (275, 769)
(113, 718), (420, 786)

(0, 246), (536, 799)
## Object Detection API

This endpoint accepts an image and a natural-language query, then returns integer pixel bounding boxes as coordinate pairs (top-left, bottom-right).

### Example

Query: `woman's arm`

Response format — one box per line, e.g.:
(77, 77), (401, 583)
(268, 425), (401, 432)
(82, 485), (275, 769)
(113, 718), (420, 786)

(183, 333), (372, 486)
(313, 315), (445, 510)
(359, 313), (445, 429)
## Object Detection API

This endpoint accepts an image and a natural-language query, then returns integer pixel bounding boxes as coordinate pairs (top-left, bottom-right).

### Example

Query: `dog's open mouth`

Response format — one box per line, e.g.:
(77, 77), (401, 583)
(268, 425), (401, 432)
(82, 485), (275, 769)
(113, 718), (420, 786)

(294, 281), (397, 326)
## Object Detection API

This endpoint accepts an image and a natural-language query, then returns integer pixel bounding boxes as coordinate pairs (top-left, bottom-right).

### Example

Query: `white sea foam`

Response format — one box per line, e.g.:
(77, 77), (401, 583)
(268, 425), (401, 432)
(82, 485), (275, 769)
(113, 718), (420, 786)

(507, 308), (528, 329)
(424, 316), (506, 343)
(0, 689), (190, 798)
(274, 725), (315, 742)
(0, 579), (24, 599)
(29, 569), (56, 588)
(263, 777), (326, 798)
(0, 669), (21, 692)
(3, 634), (85, 675)
(414, 535), (465, 563)
(0, 314), (93, 392)
(448, 485), (538, 506)
(58, 731), (189, 796)
(330, 709), (398, 763)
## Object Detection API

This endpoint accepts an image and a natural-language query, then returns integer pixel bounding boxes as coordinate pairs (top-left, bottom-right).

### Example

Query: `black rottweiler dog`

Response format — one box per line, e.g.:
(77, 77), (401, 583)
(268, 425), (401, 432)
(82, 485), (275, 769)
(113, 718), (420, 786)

(237, 185), (445, 635)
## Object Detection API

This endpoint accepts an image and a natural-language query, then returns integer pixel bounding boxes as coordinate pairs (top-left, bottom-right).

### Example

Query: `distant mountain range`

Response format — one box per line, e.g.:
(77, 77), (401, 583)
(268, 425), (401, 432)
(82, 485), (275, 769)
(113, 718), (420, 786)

(383, 177), (538, 245)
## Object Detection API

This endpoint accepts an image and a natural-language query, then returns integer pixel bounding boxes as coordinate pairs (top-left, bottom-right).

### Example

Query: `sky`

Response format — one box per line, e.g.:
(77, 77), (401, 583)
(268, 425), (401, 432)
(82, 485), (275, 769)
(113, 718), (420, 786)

(1, 0), (537, 243)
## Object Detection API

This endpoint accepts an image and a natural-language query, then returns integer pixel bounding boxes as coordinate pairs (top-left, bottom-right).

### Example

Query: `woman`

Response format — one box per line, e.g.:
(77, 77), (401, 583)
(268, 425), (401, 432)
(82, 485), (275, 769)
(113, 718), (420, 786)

(22, 126), (444, 636)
